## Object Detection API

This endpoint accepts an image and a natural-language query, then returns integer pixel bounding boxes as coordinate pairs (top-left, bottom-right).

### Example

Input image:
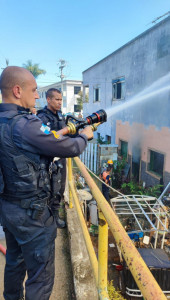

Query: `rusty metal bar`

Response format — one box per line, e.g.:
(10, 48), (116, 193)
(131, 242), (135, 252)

(74, 156), (166, 300)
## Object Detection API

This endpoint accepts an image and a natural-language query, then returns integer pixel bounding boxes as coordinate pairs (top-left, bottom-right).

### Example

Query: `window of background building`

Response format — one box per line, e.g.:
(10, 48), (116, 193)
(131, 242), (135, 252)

(148, 150), (164, 177)
(74, 86), (81, 95)
(120, 140), (128, 158)
(106, 135), (111, 144)
(112, 77), (125, 100)
(93, 87), (100, 102)
(74, 104), (80, 112)
(97, 132), (100, 141)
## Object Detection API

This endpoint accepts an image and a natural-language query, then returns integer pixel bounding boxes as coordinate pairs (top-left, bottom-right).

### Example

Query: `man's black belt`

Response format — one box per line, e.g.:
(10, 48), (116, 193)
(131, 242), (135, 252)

(3, 196), (49, 220)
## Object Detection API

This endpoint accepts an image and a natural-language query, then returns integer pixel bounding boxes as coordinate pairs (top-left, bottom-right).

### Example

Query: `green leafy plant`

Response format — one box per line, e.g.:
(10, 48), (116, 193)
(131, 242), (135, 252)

(97, 136), (110, 144)
(121, 181), (162, 197)
(144, 184), (163, 197)
(121, 181), (144, 195)
(112, 158), (127, 189)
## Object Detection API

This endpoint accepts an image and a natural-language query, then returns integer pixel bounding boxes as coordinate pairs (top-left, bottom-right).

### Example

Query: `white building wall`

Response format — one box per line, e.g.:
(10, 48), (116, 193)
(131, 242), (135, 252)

(37, 80), (82, 114)
(82, 16), (170, 144)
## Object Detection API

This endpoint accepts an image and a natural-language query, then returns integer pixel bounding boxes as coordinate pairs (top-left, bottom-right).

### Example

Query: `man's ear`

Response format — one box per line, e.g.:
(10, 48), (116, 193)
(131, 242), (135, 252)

(47, 97), (51, 104)
(12, 85), (22, 99)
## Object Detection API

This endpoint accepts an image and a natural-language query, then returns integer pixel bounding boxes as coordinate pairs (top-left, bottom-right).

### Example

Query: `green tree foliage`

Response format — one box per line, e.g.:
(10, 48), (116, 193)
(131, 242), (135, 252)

(76, 91), (83, 111)
(76, 91), (89, 111)
(84, 92), (89, 103)
(23, 60), (46, 79)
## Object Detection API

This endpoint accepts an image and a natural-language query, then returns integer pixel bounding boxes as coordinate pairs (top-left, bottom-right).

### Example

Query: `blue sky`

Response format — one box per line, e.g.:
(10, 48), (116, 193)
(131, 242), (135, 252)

(0, 0), (169, 86)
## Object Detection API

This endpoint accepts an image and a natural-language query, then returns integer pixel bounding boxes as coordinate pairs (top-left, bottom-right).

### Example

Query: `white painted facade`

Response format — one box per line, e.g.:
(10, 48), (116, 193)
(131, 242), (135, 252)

(82, 16), (170, 144)
(82, 16), (170, 187)
(37, 80), (82, 114)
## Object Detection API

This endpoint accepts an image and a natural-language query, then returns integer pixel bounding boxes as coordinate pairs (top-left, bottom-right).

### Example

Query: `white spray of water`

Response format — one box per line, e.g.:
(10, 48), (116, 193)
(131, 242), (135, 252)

(106, 73), (170, 119)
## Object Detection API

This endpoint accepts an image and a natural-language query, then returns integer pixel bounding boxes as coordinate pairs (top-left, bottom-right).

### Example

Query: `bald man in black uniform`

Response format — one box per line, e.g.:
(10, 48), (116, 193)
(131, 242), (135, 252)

(0, 66), (93, 300)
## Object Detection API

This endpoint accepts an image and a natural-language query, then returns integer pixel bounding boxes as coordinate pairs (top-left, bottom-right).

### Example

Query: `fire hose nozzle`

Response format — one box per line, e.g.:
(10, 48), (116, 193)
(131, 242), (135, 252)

(85, 109), (107, 125)
(58, 109), (107, 137)
(67, 121), (101, 134)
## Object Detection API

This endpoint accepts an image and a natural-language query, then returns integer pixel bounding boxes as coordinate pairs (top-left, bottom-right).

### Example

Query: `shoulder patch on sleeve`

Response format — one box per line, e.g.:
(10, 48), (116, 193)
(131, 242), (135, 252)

(51, 130), (61, 139)
(40, 124), (51, 134)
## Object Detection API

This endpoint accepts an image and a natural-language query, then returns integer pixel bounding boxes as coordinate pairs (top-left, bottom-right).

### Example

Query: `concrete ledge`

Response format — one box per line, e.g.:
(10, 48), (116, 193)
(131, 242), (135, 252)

(67, 208), (98, 300)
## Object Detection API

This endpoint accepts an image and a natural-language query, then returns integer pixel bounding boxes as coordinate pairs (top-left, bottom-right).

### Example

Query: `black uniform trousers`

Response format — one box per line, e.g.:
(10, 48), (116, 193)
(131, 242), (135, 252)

(102, 184), (110, 202)
(60, 158), (66, 198)
(1, 199), (57, 300)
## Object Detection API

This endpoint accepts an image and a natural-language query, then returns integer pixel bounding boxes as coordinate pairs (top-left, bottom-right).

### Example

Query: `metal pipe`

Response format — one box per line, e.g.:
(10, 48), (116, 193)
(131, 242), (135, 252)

(98, 209), (109, 300)
(68, 158), (73, 208)
(158, 182), (170, 201)
(74, 156), (166, 300)
(161, 216), (168, 249)
(132, 196), (157, 230)
(68, 177), (98, 284)
(154, 208), (160, 249)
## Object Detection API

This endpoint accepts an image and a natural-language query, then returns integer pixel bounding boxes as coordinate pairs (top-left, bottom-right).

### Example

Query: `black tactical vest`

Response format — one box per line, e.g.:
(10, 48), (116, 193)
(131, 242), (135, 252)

(0, 112), (50, 201)
(37, 107), (65, 130)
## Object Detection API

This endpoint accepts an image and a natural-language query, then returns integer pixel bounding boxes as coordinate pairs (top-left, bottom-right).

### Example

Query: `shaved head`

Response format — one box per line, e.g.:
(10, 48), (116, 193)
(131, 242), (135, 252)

(0, 66), (39, 108)
(0, 66), (34, 99)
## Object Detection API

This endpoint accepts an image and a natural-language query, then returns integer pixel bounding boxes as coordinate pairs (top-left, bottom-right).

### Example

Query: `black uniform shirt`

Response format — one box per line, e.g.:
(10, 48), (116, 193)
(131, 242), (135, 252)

(0, 103), (87, 158)
(37, 106), (65, 131)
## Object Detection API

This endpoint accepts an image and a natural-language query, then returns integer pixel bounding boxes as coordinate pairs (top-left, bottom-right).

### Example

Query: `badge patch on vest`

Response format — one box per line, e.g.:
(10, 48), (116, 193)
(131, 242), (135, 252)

(51, 130), (60, 139)
(40, 124), (50, 134)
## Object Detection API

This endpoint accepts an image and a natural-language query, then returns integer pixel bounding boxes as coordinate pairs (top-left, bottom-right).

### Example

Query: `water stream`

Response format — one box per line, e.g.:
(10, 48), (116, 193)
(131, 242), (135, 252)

(105, 73), (170, 119)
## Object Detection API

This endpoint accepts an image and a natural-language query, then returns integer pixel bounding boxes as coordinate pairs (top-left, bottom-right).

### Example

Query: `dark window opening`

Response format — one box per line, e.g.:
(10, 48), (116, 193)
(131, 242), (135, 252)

(120, 140), (128, 158)
(94, 87), (100, 102)
(132, 146), (141, 182)
(74, 104), (80, 112)
(74, 86), (81, 94)
(106, 135), (111, 144)
(112, 77), (125, 100)
(148, 150), (164, 177)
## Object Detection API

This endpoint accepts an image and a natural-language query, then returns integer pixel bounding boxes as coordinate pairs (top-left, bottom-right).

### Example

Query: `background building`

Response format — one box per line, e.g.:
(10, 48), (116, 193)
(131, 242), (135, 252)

(83, 16), (170, 187)
(37, 80), (82, 114)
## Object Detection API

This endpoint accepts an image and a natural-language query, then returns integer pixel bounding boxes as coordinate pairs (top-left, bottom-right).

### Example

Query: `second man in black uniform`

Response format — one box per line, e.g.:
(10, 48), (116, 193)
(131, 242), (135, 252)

(37, 88), (66, 228)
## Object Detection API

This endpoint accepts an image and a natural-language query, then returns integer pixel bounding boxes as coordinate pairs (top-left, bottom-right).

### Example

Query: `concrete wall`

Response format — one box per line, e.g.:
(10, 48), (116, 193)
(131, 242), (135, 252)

(116, 121), (170, 186)
(82, 16), (170, 142)
(82, 16), (170, 186)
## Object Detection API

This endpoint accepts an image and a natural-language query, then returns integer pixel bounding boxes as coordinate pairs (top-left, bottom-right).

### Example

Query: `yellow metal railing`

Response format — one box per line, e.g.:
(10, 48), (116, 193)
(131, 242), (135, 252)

(67, 157), (167, 300)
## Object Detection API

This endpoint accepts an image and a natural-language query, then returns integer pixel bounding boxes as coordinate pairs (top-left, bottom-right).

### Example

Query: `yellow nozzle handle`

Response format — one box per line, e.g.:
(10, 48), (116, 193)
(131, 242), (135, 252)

(67, 122), (77, 135)
(91, 122), (101, 131)
(67, 121), (102, 135)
